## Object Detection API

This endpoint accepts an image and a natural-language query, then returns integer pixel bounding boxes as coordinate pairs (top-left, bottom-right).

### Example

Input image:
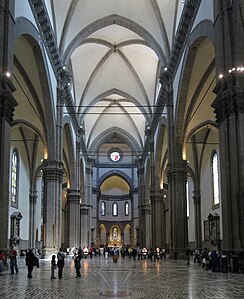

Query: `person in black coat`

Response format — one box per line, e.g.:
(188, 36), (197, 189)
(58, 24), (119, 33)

(25, 249), (36, 278)
(74, 255), (81, 277)
(57, 248), (65, 279)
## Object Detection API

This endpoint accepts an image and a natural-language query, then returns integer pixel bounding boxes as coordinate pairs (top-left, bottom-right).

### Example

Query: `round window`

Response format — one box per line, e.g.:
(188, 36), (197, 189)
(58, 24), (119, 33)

(110, 151), (121, 162)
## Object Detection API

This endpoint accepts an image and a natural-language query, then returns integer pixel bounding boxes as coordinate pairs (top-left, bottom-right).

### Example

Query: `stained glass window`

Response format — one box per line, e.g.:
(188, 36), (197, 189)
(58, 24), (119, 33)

(212, 152), (220, 206)
(101, 201), (106, 216)
(125, 202), (129, 216)
(11, 148), (19, 208)
(110, 151), (121, 162)
(112, 202), (118, 216)
(186, 181), (189, 217)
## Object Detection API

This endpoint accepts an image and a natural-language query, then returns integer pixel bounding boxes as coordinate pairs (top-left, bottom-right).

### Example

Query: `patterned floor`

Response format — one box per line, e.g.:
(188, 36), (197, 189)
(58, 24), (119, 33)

(0, 255), (244, 299)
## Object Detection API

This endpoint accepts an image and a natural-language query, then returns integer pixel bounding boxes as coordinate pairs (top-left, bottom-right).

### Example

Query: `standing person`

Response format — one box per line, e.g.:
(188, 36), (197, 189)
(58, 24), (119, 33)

(138, 247), (143, 260)
(186, 247), (191, 265)
(132, 248), (137, 261)
(25, 249), (35, 278)
(57, 247), (65, 279)
(74, 254), (81, 278)
(51, 255), (57, 279)
(104, 247), (108, 259)
(8, 246), (18, 274)
(0, 251), (7, 275)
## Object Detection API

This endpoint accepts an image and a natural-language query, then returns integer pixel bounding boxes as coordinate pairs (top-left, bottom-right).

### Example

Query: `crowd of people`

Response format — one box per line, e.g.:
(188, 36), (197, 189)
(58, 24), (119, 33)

(0, 247), (39, 278)
(0, 245), (238, 279)
(190, 247), (225, 272)
(71, 245), (169, 262)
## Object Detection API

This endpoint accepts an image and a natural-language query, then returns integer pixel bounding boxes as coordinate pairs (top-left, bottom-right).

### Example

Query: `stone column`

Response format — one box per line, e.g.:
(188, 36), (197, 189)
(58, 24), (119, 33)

(150, 190), (166, 248)
(66, 130), (81, 248)
(56, 82), (64, 162)
(80, 159), (93, 246)
(137, 159), (150, 247)
(193, 189), (202, 249)
(66, 188), (80, 248)
(42, 159), (63, 255)
(163, 72), (188, 258)
(167, 160), (187, 258)
(0, 0), (17, 251)
(29, 189), (37, 248)
(146, 128), (165, 248)
(212, 1), (244, 264)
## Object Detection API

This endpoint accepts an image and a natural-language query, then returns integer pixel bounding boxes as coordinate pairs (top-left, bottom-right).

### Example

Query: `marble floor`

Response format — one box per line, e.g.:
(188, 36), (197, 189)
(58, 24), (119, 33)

(0, 255), (244, 299)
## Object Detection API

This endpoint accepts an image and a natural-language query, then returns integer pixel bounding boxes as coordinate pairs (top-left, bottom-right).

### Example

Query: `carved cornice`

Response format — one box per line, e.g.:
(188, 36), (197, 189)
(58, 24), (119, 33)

(29, 0), (62, 76)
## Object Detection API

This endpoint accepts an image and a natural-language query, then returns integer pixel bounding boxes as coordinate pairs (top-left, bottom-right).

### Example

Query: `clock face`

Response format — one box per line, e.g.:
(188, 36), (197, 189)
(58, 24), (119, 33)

(110, 151), (121, 162)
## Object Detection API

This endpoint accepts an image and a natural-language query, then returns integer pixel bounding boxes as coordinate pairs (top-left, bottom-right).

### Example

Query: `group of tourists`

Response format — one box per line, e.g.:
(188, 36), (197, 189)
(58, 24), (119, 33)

(0, 247), (39, 278)
(71, 245), (168, 262)
(0, 246), (19, 275)
(190, 247), (226, 272)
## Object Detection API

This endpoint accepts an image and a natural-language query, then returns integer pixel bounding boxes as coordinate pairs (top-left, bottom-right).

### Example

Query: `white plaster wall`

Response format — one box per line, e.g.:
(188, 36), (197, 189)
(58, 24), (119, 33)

(173, 1), (214, 118)
(201, 146), (222, 242)
(9, 146), (30, 242)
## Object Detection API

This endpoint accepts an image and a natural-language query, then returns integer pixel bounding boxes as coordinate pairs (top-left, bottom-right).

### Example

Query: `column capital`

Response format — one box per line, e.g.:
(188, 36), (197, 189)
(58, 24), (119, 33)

(85, 158), (94, 174)
(167, 161), (187, 183)
(137, 164), (144, 176)
(67, 188), (80, 202)
(29, 189), (38, 204)
(150, 189), (164, 203)
(193, 190), (201, 205)
(42, 159), (64, 183)
(212, 76), (244, 125)
(0, 76), (18, 124)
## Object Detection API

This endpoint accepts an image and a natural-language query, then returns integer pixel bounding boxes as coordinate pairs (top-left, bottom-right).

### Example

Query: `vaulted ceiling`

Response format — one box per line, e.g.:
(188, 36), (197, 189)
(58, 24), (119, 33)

(44, 0), (185, 152)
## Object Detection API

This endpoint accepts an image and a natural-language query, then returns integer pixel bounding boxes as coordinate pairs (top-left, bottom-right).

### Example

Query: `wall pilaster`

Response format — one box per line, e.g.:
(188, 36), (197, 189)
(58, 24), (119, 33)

(163, 71), (188, 258)
(193, 189), (202, 249)
(29, 189), (37, 248)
